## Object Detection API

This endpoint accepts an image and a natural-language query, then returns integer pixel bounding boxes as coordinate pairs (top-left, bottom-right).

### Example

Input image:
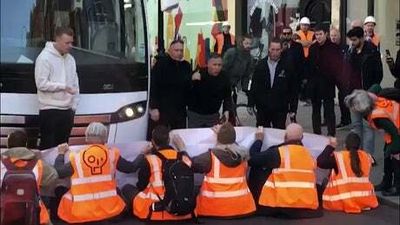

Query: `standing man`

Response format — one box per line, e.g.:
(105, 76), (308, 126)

(280, 27), (304, 122)
(35, 27), (79, 150)
(364, 16), (380, 49)
(330, 27), (351, 128)
(309, 24), (341, 137)
(188, 54), (232, 128)
(248, 38), (297, 129)
(215, 21), (236, 56)
(149, 40), (192, 130)
(296, 17), (315, 105)
(345, 27), (383, 154)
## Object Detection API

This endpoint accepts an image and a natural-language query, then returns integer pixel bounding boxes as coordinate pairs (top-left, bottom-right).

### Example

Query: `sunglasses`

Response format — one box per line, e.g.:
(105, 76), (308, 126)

(282, 32), (292, 35)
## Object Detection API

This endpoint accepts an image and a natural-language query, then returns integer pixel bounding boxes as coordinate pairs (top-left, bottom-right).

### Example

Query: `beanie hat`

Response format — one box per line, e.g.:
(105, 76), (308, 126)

(217, 123), (236, 144)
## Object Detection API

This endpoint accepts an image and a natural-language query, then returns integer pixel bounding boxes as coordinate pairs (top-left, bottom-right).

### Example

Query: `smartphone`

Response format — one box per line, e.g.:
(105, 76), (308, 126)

(386, 49), (391, 57)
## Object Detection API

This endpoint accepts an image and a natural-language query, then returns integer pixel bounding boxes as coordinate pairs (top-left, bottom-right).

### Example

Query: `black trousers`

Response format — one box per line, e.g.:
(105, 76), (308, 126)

(338, 88), (351, 125)
(39, 109), (74, 150)
(256, 108), (287, 129)
(382, 154), (400, 191)
(312, 98), (336, 136)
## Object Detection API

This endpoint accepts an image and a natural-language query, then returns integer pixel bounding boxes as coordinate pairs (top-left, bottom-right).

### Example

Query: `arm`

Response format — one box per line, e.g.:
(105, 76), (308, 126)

(249, 140), (263, 157)
(71, 60), (80, 110)
(249, 146), (280, 169)
(116, 154), (145, 173)
(372, 51), (384, 85)
(374, 118), (400, 155)
(222, 81), (233, 113)
(149, 59), (162, 109)
(34, 58), (66, 92)
(191, 151), (212, 174)
(136, 159), (151, 191)
(54, 154), (74, 179)
(287, 61), (299, 113)
(317, 145), (338, 171)
(40, 161), (59, 187)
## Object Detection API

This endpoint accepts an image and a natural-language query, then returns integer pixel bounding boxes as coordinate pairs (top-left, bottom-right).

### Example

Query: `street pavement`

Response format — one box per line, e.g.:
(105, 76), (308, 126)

(54, 94), (399, 225)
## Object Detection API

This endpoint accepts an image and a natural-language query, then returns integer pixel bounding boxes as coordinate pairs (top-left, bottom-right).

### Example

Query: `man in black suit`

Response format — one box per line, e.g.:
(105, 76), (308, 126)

(248, 38), (297, 128)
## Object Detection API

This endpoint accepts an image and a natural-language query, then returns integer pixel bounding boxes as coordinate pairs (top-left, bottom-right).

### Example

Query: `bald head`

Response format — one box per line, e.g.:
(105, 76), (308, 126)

(285, 123), (304, 142)
(351, 19), (363, 29)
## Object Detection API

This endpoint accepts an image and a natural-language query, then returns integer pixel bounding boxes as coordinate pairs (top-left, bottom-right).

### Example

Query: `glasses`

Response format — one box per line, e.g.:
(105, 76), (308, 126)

(282, 32), (292, 35)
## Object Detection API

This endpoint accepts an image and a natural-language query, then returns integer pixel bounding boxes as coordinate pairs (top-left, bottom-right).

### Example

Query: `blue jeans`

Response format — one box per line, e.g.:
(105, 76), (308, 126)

(350, 111), (376, 155)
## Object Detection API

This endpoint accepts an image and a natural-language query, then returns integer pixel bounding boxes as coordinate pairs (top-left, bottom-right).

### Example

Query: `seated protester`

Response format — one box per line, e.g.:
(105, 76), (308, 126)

(190, 123), (256, 218)
(345, 86), (400, 196)
(248, 123), (322, 218)
(1, 130), (58, 225)
(188, 53), (233, 128)
(318, 133), (378, 213)
(54, 122), (143, 224)
(130, 125), (194, 221)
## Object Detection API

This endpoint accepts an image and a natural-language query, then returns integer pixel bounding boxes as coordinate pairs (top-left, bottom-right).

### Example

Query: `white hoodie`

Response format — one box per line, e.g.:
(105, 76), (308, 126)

(35, 42), (79, 110)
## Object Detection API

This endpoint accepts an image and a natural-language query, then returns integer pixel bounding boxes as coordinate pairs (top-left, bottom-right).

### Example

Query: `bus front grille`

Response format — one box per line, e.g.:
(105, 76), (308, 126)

(0, 114), (111, 149)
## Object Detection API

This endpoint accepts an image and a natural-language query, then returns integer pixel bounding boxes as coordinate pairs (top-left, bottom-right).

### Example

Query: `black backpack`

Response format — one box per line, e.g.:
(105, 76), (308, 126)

(0, 157), (40, 225)
(154, 151), (196, 216)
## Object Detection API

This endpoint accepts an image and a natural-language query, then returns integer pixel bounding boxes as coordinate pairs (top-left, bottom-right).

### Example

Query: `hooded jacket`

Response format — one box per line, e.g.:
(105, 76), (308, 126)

(35, 42), (80, 110)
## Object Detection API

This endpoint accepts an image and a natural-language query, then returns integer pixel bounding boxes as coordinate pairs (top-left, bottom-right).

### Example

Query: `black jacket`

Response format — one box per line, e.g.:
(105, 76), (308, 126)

(308, 40), (342, 99)
(188, 69), (233, 115)
(248, 57), (297, 112)
(346, 41), (383, 90)
(149, 55), (192, 117)
(282, 41), (305, 84)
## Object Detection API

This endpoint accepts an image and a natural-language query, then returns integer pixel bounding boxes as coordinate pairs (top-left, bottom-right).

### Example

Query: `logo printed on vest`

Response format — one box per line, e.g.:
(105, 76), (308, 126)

(83, 147), (108, 175)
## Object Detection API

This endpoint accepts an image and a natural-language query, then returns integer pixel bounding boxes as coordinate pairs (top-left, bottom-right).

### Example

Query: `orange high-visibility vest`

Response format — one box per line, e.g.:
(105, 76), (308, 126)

(297, 30), (314, 58)
(370, 33), (380, 48)
(259, 145), (318, 209)
(323, 151), (378, 213)
(133, 149), (193, 220)
(0, 159), (50, 225)
(58, 145), (126, 223)
(196, 151), (256, 217)
(368, 97), (400, 144)
(216, 33), (235, 55)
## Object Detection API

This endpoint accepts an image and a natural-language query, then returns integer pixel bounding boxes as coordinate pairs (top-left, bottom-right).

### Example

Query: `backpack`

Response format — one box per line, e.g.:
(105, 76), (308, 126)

(154, 151), (196, 216)
(0, 157), (40, 225)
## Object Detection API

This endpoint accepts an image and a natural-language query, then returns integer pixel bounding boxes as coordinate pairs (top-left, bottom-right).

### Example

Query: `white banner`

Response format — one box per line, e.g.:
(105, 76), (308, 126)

(2, 127), (331, 194)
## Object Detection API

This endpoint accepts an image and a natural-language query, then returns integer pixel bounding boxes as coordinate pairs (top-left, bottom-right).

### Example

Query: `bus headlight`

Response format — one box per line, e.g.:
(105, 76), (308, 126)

(111, 101), (147, 123)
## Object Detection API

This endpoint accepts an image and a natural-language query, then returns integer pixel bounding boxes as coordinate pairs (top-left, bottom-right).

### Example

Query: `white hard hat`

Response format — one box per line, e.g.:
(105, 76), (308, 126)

(299, 17), (311, 25)
(222, 21), (231, 27)
(364, 16), (376, 24)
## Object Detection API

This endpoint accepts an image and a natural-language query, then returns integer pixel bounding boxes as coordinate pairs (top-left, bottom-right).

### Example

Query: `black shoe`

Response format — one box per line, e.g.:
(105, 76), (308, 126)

(374, 183), (392, 191)
(382, 189), (400, 196)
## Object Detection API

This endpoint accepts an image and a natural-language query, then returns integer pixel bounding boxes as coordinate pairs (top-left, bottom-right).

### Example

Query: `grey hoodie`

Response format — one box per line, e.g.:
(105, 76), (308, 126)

(35, 42), (79, 110)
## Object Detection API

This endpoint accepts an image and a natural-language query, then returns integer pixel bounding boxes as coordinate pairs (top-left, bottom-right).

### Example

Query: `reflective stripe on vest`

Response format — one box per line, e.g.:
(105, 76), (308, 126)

(201, 189), (250, 198)
(368, 98), (400, 144)
(63, 190), (118, 202)
(322, 190), (375, 201)
(147, 155), (163, 187)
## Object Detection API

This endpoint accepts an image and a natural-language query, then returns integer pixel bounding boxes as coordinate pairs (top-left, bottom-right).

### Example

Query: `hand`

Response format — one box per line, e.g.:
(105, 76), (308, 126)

(58, 143), (69, 155)
(192, 72), (201, 81)
(65, 87), (77, 95)
(223, 111), (230, 123)
(142, 142), (153, 154)
(255, 126), (264, 141)
(329, 137), (337, 148)
(247, 107), (255, 115)
(149, 109), (160, 121)
(172, 134), (186, 151)
(386, 56), (394, 67)
(212, 124), (222, 134)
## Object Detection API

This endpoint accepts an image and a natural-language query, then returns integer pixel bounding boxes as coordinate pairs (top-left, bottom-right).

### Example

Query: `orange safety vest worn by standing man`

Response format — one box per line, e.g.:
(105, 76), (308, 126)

(323, 151), (378, 213)
(58, 145), (126, 223)
(259, 145), (319, 209)
(133, 148), (193, 220)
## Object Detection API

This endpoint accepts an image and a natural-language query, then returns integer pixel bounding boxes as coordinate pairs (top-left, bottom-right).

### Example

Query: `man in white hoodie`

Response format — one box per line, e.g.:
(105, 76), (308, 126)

(35, 27), (79, 150)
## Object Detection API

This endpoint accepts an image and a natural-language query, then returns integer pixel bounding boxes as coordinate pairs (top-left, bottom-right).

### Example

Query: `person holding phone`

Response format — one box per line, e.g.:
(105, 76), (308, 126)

(385, 49), (400, 89)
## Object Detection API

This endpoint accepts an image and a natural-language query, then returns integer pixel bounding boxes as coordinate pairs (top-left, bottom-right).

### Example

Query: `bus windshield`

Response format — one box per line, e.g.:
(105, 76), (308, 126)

(1, 0), (148, 93)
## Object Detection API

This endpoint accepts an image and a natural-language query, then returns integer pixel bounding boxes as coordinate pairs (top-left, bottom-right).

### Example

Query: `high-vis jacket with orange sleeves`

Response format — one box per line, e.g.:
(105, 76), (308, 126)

(1, 159), (50, 225)
(297, 30), (314, 58)
(196, 151), (256, 217)
(58, 145), (126, 223)
(323, 151), (378, 213)
(259, 145), (318, 209)
(133, 149), (193, 220)
(368, 97), (400, 144)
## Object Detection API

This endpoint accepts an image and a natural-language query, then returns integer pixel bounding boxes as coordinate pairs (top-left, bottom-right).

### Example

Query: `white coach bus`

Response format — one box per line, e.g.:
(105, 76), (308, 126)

(0, 0), (150, 148)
